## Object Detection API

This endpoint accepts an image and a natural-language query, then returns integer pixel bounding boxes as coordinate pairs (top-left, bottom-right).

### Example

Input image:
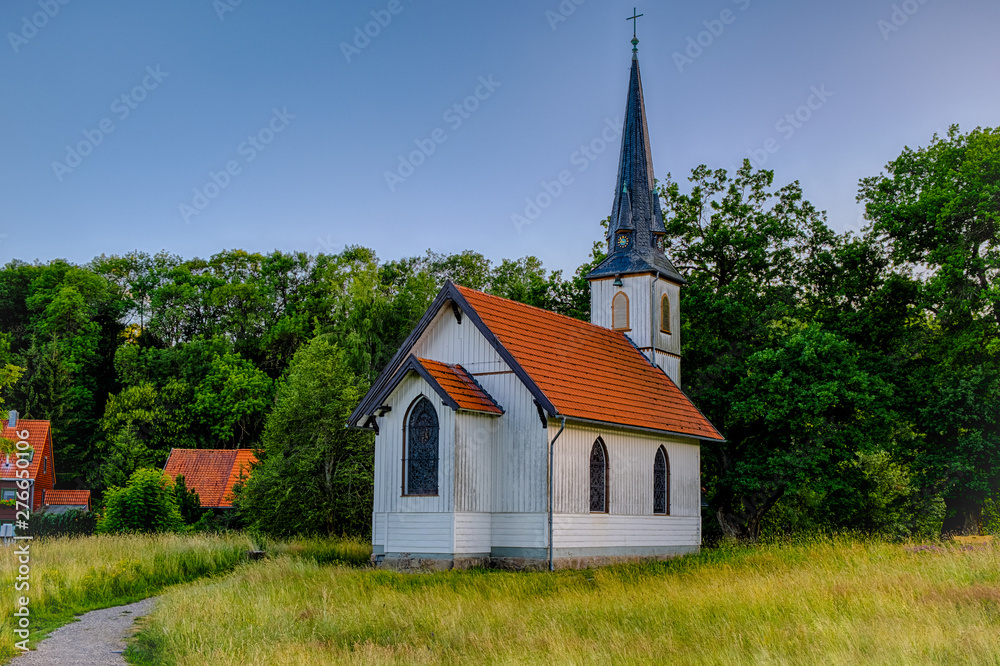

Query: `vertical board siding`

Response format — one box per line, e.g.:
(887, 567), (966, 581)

(654, 351), (681, 389)
(373, 374), (455, 516)
(552, 423), (701, 518)
(455, 413), (495, 513)
(590, 277), (653, 350)
(655, 280), (682, 357)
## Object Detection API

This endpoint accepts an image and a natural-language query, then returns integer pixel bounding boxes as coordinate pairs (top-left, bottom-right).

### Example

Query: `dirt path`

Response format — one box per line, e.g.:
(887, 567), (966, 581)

(13, 598), (156, 666)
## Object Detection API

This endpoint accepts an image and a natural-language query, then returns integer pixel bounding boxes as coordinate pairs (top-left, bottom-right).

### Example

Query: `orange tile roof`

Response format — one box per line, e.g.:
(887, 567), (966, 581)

(163, 449), (258, 508)
(45, 489), (91, 507)
(0, 419), (51, 480)
(418, 358), (504, 414)
(456, 286), (723, 440)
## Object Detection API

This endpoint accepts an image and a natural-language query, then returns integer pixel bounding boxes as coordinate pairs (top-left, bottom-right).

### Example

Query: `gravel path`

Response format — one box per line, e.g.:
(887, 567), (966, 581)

(13, 598), (157, 666)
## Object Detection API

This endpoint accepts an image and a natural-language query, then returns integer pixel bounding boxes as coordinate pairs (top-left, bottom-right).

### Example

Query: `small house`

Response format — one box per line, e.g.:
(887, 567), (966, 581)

(162, 449), (257, 508)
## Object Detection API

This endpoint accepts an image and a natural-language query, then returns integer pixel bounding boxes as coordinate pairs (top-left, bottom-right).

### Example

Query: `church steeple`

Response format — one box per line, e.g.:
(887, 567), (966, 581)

(587, 27), (685, 387)
(587, 34), (684, 285)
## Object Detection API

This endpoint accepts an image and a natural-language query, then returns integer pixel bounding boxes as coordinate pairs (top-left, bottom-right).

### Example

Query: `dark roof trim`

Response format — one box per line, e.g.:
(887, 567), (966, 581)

(349, 282), (558, 429)
(349, 285), (456, 426)
(560, 414), (726, 443)
(353, 356), (505, 430)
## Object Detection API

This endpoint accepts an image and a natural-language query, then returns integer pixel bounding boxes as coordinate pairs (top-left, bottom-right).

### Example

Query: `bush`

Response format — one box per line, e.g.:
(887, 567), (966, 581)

(26, 509), (98, 537)
(98, 468), (184, 534)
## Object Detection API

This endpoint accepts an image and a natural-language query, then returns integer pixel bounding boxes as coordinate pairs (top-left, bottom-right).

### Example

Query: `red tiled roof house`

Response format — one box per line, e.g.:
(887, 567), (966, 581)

(162, 449), (257, 508)
(1, 416), (57, 526)
(349, 41), (724, 571)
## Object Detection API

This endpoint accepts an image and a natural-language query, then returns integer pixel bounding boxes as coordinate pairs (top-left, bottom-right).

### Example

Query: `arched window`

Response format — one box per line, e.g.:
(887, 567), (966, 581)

(653, 446), (670, 515)
(612, 292), (630, 331)
(660, 294), (671, 334)
(590, 439), (608, 513)
(404, 397), (439, 495)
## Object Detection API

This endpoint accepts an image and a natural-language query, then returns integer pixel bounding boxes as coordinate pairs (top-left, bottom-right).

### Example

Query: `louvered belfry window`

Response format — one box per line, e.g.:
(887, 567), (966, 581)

(654, 447), (670, 515)
(660, 294), (671, 334)
(405, 397), (439, 495)
(590, 440), (608, 513)
(612, 292), (629, 331)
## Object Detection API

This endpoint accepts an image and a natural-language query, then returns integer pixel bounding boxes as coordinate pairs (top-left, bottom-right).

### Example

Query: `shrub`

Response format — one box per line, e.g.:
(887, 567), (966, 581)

(98, 468), (184, 534)
(26, 509), (98, 537)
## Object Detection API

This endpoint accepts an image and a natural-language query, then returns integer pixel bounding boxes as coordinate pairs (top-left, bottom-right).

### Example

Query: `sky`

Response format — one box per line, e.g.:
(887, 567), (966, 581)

(1, 0), (998, 276)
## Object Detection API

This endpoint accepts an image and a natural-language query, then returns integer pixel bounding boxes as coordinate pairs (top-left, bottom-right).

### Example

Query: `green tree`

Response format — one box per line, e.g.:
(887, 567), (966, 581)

(173, 474), (204, 525)
(238, 335), (373, 537)
(97, 468), (184, 534)
(193, 352), (273, 447)
(858, 125), (1000, 534)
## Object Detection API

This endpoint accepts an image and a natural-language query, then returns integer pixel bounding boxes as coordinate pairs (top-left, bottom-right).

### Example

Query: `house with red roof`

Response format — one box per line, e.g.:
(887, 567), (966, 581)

(1, 414), (57, 528)
(162, 449), (257, 508)
(349, 39), (724, 571)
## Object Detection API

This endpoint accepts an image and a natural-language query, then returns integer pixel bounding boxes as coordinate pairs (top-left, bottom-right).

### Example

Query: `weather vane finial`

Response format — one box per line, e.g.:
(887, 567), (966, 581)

(627, 8), (643, 54)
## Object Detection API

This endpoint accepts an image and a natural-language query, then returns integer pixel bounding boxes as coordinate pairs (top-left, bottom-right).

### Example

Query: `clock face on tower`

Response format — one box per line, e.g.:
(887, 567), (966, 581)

(616, 233), (630, 250)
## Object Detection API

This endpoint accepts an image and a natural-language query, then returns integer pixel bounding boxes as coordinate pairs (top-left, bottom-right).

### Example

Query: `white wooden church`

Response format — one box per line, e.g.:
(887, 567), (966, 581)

(349, 35), (724, 570)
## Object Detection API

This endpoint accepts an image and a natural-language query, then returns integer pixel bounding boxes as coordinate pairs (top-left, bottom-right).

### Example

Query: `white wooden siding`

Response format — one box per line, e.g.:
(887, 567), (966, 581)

(412, 311), (547, 515)
(655, 280), (682, 358)
(492, 512), (548, 548)
(372, 374), (455, 515)
(551, 423), (701, 517)
(454, 513), (492, 553)
(373, 512), (387, 547)
(386, 513), (454, 553)
(553, 514), (700, 549)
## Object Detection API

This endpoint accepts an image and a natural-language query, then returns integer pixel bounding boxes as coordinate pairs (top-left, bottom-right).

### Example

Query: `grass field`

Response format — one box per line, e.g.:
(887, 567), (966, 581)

(125, 538), (1000, 665)
(0, 532), (256, 661)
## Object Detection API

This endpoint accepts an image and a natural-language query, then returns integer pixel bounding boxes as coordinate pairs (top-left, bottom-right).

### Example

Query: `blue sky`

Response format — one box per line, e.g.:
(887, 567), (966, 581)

(2, 0), (998, 276)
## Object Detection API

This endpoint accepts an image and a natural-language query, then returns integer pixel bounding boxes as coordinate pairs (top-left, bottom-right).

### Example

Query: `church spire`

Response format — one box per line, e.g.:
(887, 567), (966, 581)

(587, 30), (684, 285)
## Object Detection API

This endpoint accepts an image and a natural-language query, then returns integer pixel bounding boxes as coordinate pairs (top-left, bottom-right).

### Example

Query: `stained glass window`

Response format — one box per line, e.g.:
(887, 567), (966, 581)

(590, 440), (607, 513)
(653, 447), (670, 515)
(405, 397), (439, 495)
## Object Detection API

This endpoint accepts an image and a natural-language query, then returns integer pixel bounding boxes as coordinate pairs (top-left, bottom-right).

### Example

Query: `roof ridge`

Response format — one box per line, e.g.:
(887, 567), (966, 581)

(456, 284), (621, 334)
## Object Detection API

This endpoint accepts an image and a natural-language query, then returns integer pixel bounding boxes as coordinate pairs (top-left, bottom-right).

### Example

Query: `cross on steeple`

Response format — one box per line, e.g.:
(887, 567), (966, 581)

(627, 8), (643, 42)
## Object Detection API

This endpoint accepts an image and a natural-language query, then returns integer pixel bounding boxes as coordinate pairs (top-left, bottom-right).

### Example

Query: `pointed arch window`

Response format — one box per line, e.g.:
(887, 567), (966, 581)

(590, 439), (608, 513)
(653, 446), (670, 515)
(404, 397), (439, 496)
(612, 292), (630, 331)
(660, 294), (671, 334)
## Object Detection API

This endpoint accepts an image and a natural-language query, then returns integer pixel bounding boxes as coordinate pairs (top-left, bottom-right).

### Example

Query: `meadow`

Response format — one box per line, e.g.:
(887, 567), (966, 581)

(126, 538), (1000, 666)
(0, 532), (256, 661)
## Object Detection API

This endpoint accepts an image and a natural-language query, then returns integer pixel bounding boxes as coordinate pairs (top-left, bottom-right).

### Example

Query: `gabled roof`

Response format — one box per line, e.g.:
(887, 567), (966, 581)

(162, 449), (257, 508)
(418, 358), (504, 414)
(45, 489), (91, 507)
(0, 419), (52, 481)
(359, 355), (504, 423)
(350, 282), (723, 441)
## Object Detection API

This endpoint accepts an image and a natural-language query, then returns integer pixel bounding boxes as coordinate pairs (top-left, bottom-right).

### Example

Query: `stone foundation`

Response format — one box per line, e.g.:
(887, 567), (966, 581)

(376, 550), (694, 572)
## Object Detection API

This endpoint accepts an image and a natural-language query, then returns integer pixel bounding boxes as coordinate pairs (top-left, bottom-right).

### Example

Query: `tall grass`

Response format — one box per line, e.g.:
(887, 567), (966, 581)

(0, 532), (254, 660)
(129, 538), (1000, 665)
